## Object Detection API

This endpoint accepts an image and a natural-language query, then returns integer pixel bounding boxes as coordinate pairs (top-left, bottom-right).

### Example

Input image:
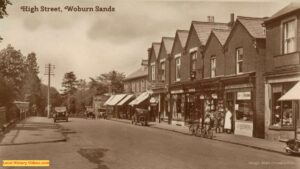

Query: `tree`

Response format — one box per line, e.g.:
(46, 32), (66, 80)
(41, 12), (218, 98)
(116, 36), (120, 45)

(0, 44), (27, 98)
(97, 70), (125, 94)
(0, 0), (12, 18)
(62, 71), (78, 95)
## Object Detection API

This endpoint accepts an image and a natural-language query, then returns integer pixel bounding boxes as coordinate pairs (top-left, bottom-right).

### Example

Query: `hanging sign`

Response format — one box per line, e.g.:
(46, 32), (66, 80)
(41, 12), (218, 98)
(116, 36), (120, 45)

(237, 92), (251, 100)
(211, 93), (218, 99)
(171, 89), (184, 94)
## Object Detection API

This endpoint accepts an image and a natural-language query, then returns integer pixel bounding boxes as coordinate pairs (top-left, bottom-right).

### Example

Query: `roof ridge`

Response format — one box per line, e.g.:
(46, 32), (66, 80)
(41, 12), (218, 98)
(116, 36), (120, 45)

(176, 29), (189, 33)
(212, 28), (231, 32)
(192, 20), (228, 25)
(162, 37), (175, 40)
(152, 42), (160, 46)
(237, 16), (268, 20)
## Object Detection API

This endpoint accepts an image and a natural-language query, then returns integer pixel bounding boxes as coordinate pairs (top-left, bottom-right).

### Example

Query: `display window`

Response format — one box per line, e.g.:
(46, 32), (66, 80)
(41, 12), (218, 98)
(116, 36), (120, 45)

(271, 82), (297, 128)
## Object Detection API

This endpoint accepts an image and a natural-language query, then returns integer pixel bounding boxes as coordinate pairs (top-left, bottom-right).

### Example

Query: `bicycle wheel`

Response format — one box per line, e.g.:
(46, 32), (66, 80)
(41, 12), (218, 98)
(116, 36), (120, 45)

(189, 125), (194, 135)
(195, 126), (201, 137)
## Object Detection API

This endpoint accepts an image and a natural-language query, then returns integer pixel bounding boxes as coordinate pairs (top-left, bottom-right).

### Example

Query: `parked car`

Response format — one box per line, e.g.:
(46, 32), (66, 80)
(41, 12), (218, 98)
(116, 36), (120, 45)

(131, 108), (149, 126)
(53, 107), (68, 122)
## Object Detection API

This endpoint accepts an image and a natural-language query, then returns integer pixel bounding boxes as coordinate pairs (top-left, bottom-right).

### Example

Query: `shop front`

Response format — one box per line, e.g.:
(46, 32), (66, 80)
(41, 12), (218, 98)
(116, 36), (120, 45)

(265, 72), (300, 140)
(170, 89), (185, 126)
(224, 84), (254, 137)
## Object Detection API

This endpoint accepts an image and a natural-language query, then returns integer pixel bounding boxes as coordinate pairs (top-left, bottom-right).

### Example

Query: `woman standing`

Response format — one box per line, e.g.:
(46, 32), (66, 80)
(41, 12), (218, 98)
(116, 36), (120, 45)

(224, 107), (232, 134)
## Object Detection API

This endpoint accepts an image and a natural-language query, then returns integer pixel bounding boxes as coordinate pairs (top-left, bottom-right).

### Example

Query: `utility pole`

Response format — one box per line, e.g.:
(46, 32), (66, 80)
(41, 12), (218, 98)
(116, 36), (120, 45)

(44, 64), (55, 118)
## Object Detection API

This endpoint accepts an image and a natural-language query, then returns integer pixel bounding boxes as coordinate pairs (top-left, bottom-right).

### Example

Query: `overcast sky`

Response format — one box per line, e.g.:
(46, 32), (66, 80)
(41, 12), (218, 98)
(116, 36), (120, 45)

(0, 0), (290, 91)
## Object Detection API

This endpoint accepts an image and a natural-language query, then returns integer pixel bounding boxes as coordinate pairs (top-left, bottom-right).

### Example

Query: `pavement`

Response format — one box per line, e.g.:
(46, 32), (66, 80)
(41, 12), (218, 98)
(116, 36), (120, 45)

(0, 117), (66, 146)
(110, 118), (286, 154)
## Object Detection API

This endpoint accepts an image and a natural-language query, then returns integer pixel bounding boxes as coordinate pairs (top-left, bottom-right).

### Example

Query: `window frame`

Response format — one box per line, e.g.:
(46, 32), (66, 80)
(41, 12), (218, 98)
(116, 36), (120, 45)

(236, 47), (244, 74)
(210, 55), (216, 78)
(282, 18), (297, 54)
(175, 54), (181, 82)
(160, 60), (166, 81)
(151, 63), (155, 81)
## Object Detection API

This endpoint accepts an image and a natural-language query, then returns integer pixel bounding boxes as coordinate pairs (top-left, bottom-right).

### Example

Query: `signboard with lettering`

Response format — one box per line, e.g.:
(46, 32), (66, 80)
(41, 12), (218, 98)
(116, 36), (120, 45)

(237, 92), (251, 100)
(234, 121), (253, 137)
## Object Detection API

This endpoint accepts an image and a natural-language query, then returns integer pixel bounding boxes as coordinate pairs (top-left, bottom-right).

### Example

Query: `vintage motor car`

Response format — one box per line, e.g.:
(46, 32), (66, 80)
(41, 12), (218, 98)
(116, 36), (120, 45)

(53, 107), (68, 122)
(131, 108), (149, 126)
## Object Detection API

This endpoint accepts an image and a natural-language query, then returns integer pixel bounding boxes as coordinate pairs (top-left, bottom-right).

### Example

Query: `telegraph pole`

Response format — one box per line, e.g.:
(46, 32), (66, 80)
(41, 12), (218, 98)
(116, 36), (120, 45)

(45, 64), (55, 118)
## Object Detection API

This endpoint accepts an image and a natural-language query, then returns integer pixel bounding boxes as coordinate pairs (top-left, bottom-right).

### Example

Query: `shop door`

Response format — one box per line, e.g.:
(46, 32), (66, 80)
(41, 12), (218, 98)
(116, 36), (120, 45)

(226, 92), (235, 132)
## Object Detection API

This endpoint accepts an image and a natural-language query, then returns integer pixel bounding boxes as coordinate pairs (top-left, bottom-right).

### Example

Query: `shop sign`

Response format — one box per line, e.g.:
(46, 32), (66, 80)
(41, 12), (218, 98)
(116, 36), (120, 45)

(188, 88), (196, 93)
(234, 121), (253, 137)
(171, 89), (184, 94)
(150, 97), (157, 104)
(211, 93), (218, 99)
(237, 92), (251, 100)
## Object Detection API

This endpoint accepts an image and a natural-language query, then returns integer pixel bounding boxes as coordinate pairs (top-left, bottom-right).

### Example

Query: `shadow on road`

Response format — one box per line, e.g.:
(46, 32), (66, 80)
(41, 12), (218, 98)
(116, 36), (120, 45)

(78, 148), (109, 169)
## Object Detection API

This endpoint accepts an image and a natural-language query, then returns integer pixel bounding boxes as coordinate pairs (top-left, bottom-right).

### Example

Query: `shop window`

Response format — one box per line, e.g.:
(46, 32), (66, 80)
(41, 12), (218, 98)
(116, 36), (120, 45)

(271, 82), (296, 128)
(160, 61), (165, 81)
(236, 48), (243, 74)
(283, 19), (296, 54)
(210, 55), (216, 78)
(235, 92), (253, 121)
(175, 57), (181, 81)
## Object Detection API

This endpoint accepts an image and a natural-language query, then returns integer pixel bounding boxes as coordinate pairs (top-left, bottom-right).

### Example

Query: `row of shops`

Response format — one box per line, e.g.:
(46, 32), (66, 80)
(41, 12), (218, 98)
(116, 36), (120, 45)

(151, 72), (256, 137)
(103, 92), (158, 121)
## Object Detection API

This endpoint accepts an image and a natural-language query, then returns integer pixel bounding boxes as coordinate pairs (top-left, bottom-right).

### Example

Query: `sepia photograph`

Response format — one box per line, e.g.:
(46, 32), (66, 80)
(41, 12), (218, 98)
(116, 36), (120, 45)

(0, 0), (299, 168)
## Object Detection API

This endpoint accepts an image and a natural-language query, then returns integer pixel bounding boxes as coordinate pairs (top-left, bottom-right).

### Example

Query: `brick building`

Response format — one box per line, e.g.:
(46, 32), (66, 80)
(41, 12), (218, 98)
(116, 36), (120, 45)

(263, 3), (300, 141)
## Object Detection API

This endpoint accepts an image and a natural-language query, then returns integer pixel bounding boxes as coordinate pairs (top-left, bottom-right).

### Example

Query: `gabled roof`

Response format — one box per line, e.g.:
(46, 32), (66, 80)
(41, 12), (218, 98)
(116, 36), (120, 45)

(237, 16), (266, 39)
(177, 30), (189, 48)
(162, 37), (175, 55)
(149, 42), (160, 63)
(224, 16), (266, 47)
(152, 43), (161, 58)
(212, 29), (231, 46)
(191, 21), (229, 46)
(124, 67), (148, 81)
(265, 3), (300, 23)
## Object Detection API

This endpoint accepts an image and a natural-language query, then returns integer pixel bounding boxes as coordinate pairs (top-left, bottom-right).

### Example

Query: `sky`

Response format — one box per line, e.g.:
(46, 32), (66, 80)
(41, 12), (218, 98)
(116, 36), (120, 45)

(0, 0), (291, 91)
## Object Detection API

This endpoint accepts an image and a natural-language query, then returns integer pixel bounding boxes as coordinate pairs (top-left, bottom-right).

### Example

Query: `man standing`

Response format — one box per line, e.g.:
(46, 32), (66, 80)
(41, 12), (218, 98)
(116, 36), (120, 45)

(224, 107), (232, 134)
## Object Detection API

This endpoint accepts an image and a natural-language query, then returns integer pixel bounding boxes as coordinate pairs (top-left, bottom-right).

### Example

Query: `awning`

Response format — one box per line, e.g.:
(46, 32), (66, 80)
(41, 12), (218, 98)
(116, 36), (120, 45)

(129, 92), (150, 106)
(279, 81), (300, 101)
(104, 95), (115, 106)
(117, 94), (134, 106)
(107, 94), (127, 106)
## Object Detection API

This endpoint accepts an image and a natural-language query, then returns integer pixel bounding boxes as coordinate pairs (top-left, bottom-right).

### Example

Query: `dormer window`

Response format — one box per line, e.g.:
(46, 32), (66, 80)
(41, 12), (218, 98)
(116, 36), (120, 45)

(283, 19), (296, 54)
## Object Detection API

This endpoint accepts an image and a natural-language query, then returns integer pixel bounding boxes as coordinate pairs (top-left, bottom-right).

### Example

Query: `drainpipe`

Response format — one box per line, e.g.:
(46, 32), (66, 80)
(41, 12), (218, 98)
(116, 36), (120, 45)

(167, 54), (172, 124)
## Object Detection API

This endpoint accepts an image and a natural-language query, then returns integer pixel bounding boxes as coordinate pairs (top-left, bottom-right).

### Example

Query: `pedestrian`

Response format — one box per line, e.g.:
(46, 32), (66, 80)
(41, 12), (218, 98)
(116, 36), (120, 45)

(224, 107), (232, 134)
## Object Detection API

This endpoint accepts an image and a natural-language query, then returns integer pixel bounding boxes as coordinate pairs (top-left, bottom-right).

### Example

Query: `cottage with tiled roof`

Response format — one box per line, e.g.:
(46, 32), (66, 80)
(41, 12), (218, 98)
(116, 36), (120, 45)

(183, 20), (230, 82)
(124, 60), (149, 94)
(223, 16), (267, 138)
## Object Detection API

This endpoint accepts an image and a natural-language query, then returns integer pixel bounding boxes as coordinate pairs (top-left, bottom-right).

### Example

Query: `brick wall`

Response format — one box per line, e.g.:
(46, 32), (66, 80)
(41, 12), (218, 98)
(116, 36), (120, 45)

(224, 21), (266, 138)
(204, 33), (225, 78)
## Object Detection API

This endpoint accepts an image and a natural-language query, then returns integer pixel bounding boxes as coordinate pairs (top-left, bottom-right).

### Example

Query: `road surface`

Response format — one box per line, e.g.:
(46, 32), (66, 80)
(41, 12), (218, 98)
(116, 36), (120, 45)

(0, 118), (299, 169)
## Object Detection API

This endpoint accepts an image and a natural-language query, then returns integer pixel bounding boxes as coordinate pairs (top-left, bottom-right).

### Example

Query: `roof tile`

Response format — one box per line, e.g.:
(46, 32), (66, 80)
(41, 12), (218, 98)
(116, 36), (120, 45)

(192, 22), (229, 45)
(237, 16), (266, 39)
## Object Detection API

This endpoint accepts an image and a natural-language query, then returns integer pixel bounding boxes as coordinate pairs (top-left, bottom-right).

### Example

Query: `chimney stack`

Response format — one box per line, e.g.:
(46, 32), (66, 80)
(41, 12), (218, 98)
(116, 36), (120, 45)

(207, 16), (214, 22)
(228, 13), (235, 27)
